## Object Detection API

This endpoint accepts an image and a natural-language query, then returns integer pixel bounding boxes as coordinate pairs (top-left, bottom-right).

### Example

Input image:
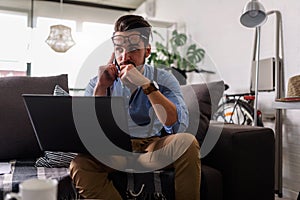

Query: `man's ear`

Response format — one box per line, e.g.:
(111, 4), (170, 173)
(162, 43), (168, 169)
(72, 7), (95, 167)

(145, 44), (151, 57)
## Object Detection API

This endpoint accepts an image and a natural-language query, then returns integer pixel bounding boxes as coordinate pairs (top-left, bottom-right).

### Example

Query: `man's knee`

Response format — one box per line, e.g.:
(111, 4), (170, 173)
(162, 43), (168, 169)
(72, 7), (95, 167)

(175, 133), (199, 148)
(184, 133), (200, 151)
(177, 133), (200, 159)
(70, 154), (99, 175)
(70, 154), (86, 167)
(169, 133), (200, 160)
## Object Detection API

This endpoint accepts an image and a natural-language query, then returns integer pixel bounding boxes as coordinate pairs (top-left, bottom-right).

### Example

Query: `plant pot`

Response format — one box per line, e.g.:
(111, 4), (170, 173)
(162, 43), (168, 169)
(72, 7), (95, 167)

(169, 67), (187, 85)
(156, 67), (188, 85)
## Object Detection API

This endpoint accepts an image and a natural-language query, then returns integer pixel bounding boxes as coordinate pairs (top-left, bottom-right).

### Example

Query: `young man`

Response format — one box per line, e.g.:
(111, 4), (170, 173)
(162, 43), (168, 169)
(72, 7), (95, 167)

(70, 14), (201, 200)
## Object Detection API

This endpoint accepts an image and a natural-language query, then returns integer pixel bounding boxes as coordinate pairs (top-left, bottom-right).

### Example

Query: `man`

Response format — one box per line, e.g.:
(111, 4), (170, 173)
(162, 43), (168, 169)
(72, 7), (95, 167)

(70, 14), (201, 200)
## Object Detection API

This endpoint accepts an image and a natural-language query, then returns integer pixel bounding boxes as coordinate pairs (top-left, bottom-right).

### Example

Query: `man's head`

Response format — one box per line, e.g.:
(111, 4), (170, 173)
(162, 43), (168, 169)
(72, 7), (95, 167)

(112, 15), (152, 68)
(114, 15), (152, 45)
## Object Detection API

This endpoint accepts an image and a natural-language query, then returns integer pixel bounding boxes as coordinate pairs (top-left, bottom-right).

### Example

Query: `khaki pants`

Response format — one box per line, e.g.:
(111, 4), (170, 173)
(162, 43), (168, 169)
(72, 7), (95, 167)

(69, 133), (201, 200)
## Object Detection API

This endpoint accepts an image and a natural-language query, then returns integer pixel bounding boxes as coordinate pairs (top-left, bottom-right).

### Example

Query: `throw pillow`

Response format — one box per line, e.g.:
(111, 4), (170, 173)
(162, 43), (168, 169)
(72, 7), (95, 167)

(0, 74), (69, 161)
(53, 84), (70, 96)
(35, 151), (77, 168)
(35, 85), (77, 168)
(181, 81), (224, 145)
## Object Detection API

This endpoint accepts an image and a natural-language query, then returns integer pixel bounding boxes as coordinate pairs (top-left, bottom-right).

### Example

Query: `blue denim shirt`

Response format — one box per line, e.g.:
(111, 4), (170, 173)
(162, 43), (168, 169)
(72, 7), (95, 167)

(85, 64), (189, 138)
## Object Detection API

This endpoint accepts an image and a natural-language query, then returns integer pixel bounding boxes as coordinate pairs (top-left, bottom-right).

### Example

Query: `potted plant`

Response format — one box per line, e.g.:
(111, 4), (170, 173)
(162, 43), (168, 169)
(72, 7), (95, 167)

(147, 30), (214, 84)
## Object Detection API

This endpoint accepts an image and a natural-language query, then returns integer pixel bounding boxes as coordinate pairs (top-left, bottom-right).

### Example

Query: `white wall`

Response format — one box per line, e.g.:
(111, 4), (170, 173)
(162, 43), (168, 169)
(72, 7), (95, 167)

(153, 0), (300, 198)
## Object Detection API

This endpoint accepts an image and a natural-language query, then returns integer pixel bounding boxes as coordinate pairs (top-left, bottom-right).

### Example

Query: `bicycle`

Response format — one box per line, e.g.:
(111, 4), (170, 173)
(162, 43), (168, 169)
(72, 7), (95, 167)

(213, 84), (264, 127)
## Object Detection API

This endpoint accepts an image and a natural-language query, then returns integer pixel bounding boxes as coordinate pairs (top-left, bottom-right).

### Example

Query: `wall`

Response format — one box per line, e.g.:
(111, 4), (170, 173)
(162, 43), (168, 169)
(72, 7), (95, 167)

(153, 0), (300, 198)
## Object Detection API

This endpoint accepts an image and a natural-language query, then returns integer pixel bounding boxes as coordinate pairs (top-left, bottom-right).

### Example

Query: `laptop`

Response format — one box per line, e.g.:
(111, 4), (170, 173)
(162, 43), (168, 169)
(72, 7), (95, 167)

(22, 95), (132, 154)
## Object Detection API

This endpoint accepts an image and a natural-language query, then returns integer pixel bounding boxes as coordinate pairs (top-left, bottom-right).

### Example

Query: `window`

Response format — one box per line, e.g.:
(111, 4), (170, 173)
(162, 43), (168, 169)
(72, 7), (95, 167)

(31, 17), (114, 90)
(0, 8), (115, 90)
(0, 10), (29, 77)
(0, 5), (175, 93)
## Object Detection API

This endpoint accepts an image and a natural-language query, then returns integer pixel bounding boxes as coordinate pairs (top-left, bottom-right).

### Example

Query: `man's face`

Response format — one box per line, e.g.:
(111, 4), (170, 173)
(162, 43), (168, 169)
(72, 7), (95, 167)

(112, 31), (151, 68)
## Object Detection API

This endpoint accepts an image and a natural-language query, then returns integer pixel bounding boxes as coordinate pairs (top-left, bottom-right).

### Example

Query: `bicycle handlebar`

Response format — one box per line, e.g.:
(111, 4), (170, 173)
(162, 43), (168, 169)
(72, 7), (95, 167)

(225, 92), (255, 98)
(223, 83), (255, 97)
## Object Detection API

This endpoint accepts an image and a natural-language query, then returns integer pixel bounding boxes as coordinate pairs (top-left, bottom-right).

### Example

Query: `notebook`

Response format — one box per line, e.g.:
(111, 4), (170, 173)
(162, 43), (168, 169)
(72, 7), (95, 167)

(22, 95), (132, 154)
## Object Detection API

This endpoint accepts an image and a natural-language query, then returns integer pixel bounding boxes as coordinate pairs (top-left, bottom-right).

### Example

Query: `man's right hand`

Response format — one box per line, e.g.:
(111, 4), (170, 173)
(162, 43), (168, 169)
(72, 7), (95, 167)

(93, 54), (118, 96)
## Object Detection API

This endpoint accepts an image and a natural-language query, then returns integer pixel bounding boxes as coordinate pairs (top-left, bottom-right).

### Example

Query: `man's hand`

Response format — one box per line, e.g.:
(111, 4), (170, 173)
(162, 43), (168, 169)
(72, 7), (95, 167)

(98, 64), (118, 87)
(119, 64), (150, 87)
(93, 53), (118, 96)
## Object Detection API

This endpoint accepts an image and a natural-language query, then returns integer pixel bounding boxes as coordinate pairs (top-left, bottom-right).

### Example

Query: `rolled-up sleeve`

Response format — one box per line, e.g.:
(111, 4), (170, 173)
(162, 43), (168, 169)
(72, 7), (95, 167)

(158, 71), (189, 134)
(84, 76), (98, 96)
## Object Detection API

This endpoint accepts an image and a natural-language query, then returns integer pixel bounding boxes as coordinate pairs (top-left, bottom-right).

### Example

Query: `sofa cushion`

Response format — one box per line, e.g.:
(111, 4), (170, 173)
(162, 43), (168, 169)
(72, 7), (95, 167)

(0, 74), (69, 161)
(181, 81), (224, 145)
(200, 165), (223, 200)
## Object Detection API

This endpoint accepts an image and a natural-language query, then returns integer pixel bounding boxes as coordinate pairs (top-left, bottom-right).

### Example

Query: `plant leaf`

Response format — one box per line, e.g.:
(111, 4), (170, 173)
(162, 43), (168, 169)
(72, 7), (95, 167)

(186, 44), (205, 64)
(170, 30), (187, 49)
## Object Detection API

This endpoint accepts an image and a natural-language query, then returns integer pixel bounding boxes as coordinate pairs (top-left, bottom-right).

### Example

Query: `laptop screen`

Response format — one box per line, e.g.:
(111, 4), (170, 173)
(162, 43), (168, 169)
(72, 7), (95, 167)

(22, 95), (132, 154)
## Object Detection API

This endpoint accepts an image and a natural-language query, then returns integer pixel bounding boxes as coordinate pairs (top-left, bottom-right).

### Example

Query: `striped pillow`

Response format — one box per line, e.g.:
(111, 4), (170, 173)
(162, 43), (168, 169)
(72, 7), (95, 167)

(35, 151), (77, 168)
(35, 85), (77, 168)
(53, 84), (69, 96)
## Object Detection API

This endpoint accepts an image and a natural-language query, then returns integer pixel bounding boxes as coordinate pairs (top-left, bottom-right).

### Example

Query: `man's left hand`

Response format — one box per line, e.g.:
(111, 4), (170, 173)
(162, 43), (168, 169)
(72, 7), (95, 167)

(119, 64), (150, 87)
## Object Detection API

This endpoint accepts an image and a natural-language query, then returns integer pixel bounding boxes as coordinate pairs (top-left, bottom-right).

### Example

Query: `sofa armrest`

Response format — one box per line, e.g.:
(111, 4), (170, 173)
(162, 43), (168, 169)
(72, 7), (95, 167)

(202, 122), (275, 200)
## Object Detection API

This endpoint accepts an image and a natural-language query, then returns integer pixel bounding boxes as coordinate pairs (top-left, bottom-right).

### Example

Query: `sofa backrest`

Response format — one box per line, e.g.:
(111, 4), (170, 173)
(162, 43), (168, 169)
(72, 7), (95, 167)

(0, 74), (69, 161)
(181, 81), (224, 145)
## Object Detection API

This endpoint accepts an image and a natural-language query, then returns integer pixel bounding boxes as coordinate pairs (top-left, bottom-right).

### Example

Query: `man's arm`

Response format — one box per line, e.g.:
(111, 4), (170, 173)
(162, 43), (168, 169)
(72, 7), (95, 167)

(151, 70), (189, 133)
(84, 77), (97, 96)
(142, 84), (178, 126)
(93, 54), (118, 96)
(119, 64), (179, 127)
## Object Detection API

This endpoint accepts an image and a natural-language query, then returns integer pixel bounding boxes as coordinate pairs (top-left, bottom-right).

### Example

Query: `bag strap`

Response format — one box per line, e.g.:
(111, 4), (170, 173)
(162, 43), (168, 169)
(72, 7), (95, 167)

(126, 173), (145, 199)
(153, 66), (158, 82)
(154, 170), (162, 194)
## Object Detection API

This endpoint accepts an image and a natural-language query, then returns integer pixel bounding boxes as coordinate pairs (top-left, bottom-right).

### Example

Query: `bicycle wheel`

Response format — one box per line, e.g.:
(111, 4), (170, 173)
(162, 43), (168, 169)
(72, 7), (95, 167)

(213, 99), (263, 126)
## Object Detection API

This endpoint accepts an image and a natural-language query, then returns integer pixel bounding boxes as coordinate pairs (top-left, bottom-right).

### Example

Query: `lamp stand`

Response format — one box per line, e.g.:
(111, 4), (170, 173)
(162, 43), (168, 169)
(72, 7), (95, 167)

(253, 26), (261, 126)
(252, 10), (284, 197)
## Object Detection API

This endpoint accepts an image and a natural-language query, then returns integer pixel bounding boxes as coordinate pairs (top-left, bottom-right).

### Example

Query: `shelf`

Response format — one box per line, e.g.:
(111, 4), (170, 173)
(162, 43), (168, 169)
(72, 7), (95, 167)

(273, 101), (300, 109)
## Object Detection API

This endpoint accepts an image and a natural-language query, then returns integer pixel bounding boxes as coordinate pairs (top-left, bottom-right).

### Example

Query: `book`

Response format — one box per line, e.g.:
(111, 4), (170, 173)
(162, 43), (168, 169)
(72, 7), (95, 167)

(275, 97), (300, 102)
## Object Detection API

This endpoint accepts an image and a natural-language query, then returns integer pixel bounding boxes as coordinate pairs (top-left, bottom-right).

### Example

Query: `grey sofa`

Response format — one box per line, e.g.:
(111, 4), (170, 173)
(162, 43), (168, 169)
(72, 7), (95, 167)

(0, 74), (275, 200)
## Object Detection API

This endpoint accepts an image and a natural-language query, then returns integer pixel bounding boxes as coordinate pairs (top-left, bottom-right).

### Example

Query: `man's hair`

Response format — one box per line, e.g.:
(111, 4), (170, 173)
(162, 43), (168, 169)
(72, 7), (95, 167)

(114, 15), (152, 45)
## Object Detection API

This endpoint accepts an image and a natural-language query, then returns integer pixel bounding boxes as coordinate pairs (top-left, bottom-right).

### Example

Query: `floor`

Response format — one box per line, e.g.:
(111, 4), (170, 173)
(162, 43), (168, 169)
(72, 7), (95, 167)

(275, 196), (294, 200)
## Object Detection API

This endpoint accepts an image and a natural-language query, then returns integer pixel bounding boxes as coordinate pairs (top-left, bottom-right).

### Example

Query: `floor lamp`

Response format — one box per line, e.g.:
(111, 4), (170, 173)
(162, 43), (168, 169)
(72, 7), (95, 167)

(240, 0), (267, 126)
(240, 0), (285, 197)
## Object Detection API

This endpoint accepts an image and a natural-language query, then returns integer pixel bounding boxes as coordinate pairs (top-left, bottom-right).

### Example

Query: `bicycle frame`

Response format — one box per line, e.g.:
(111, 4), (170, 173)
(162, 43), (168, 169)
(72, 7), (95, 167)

(215, 91), (263, 126)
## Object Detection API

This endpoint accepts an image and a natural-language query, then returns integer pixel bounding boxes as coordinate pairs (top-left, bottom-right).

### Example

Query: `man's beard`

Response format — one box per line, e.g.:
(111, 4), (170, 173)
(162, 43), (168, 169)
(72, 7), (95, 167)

(119, 53), (147, 72)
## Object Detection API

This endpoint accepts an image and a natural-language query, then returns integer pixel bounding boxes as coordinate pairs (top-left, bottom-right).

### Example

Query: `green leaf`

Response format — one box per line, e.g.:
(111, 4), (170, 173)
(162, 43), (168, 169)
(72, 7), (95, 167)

(150, 29), (210, 74)
(186, 44), (205, 64)
(170, 30), (187, 49)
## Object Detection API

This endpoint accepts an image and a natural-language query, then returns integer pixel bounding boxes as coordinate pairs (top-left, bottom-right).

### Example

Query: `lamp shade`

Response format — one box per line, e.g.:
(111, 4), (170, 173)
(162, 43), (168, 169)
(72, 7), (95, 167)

(45, 24), (75, 53)
(240, 0), (267, 28)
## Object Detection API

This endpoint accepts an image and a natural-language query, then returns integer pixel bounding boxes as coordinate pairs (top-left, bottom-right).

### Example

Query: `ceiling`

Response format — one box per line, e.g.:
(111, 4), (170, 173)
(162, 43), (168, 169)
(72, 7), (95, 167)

(42, 0), (146, 11)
